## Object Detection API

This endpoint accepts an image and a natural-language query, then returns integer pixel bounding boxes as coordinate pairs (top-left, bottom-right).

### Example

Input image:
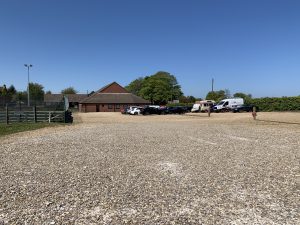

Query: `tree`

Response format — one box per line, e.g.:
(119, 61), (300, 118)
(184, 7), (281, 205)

(28, 82), (45, 103)
(206, 90), (227, 102)
(7, 85), (16, 97)
(179, 95), (197, 103)
(1, 84), (7, 97)
(125, 77), (144, 95)
(233, 92), (252, 104)
(126, 71), (183, 104)
(45, 90), (52, 94)
(61, 87), (78, 94)
(13, 91), (27, 103)
(138, 71), (183, 104)
(1, 84), (8, 105)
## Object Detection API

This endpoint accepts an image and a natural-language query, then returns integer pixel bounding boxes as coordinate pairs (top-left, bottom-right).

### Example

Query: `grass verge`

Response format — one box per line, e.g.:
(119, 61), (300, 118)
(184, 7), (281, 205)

(0, 123), (60, 137)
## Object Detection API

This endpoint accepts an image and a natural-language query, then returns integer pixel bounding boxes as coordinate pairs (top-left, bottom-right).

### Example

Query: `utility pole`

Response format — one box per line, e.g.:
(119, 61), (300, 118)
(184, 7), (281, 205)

(24, 64), (33, 106)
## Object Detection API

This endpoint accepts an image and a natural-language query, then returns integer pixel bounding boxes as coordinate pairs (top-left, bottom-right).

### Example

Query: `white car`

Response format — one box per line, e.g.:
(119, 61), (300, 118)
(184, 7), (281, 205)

(148, 105), (160, 108)
(129, 107), (143, 115)
(126, 106), (138, 114)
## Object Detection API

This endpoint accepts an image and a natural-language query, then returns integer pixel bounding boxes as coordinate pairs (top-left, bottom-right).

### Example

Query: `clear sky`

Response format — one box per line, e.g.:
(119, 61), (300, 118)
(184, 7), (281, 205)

(0, 0), (299, 98)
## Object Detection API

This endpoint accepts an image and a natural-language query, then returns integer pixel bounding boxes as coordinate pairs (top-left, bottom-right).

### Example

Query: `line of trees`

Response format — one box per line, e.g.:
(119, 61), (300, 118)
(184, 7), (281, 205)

(205, 90), (252, 104)
(0, 83), (79, 106)
(205, 89), (300, 111)
(0, 83), (44, 104)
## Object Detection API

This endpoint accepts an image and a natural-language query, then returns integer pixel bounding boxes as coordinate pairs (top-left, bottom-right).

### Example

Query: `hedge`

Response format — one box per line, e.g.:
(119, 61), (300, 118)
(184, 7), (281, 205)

(248, 96), (300, 111)
(166, 103), (194, 107)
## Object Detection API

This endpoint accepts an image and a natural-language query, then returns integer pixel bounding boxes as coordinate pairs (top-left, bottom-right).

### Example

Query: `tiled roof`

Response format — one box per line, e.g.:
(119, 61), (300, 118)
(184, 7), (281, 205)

(44, 94), (88, 103)
(80, 93), (150, 104)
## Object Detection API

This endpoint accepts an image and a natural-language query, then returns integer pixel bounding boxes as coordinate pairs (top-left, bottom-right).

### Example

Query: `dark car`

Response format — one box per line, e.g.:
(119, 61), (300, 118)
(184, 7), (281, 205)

(142, 106), (161, 115)
(165, 106), (187, 114)
(121, 107), (129, 114)
(232, 105), (259, 113)
(182, 106), (192, 112)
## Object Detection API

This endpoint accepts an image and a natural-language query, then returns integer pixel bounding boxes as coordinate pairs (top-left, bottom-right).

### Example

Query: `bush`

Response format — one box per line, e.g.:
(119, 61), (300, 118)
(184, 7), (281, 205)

(166, 103), (194, 107)
(248, 96), (300, 111)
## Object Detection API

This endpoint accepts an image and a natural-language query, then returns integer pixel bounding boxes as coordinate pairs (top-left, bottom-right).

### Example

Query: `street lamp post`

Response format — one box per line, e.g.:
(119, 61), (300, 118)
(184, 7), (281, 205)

(24, 64), (33, 106)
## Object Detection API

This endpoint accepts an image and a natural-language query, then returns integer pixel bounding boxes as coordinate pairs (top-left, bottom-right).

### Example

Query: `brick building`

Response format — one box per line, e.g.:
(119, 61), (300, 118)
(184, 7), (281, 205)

(44, 94), (88, 108)
(79, 82), (150, 112)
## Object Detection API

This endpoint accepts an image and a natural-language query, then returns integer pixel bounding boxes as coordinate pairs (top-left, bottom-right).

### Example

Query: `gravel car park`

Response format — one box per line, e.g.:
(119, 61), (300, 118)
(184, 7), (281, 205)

(0, 112), (299, 224)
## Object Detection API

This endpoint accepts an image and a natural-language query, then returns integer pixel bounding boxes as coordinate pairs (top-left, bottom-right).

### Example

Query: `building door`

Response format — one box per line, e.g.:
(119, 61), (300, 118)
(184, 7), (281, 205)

(96, 104), (100, 112)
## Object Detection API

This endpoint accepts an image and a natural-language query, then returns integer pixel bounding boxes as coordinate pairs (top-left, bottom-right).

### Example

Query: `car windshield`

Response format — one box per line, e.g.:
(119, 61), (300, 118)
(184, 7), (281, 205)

(217, 101), (225, 105)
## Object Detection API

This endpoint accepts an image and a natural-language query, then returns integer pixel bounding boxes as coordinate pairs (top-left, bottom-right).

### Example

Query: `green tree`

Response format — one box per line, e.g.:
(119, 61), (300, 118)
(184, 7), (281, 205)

(7, 85), (16, 97)
(179, 95), (197, 103)
(1, 84), (7, 97)
(206, 90), (226, 102)
(138, 71), (183, 104)
(126, 71), (183, 104)
(45, 90), (52, 94)
(1, 84), (8, 105)
(125, 77), (144, 95)
(61, 87), (78, 94)
(233, 92), (252, 104)
(28, 82), (45, 103)
(13, 91), (27, 103)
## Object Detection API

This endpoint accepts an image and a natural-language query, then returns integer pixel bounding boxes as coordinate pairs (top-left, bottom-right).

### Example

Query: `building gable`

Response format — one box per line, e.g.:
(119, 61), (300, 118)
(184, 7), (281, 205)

(99, 82), (129, 93)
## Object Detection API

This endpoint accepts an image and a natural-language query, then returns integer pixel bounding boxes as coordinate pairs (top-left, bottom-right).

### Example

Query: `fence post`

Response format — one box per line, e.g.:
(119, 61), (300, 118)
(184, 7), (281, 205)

(252, 106), (257, 120)
(33, 106), (37, 123)
(5, 104), (9, 125)
(48, 112), (51, 123)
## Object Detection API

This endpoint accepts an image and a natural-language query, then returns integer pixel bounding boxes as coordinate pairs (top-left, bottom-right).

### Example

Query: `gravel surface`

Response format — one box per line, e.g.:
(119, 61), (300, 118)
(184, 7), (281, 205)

(0, 112), (299, 224)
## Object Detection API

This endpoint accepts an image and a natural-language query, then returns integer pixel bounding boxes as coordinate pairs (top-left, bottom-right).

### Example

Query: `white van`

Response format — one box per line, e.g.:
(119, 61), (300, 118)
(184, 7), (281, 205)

(214, 98), (244, 112)
(191, 100), (215, 112)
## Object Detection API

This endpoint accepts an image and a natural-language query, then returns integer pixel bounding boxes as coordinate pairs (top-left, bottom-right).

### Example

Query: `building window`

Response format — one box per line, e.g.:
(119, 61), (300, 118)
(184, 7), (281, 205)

(116, 104), (120, 109)
(108, 104), (113, 109)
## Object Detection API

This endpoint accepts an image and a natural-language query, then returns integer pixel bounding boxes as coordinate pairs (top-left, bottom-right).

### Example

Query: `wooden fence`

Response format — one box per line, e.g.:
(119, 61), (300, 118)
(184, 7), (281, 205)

(0, 106), (65, 124)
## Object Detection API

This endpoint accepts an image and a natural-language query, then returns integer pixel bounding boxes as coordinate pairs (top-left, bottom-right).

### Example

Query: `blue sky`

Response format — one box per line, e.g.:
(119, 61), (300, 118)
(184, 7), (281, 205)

(0, 0), (299, 98)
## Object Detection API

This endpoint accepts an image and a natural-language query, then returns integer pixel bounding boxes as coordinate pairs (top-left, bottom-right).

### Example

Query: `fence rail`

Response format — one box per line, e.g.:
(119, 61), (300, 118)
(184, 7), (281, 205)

(0, 106), (66, 124)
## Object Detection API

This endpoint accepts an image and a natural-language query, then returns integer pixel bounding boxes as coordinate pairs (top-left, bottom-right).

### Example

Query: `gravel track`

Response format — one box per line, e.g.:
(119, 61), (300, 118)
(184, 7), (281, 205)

(0, 112), (299, 224)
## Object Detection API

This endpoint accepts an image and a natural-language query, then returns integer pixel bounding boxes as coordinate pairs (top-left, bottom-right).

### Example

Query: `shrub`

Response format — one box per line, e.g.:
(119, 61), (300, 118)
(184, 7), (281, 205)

(248, 96), (300, 111)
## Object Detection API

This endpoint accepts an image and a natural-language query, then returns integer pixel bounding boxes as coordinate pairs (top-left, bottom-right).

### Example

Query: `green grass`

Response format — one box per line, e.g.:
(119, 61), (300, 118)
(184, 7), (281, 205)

(0, 123), (60, 137)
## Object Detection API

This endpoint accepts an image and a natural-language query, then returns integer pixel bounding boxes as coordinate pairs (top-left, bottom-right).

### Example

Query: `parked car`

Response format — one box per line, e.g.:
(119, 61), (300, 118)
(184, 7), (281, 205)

(121, 106), (129, 114)
(142, 106), (161, 115)
(163, 106), (187, 114)
(129, 106), (143, 115)
(232, 105), (259, 113)
(158, 107), (169, 115)
(148, 105), (160, 109)
(182, 106), (192, 112)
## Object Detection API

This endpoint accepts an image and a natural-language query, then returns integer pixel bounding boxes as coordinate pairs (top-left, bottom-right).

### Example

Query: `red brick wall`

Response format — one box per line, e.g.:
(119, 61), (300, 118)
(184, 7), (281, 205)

(85, 104), (96, 112)
(81, 103), (147, 112)
(100, 104), (121, 112)
(101, 83), (129, 93)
